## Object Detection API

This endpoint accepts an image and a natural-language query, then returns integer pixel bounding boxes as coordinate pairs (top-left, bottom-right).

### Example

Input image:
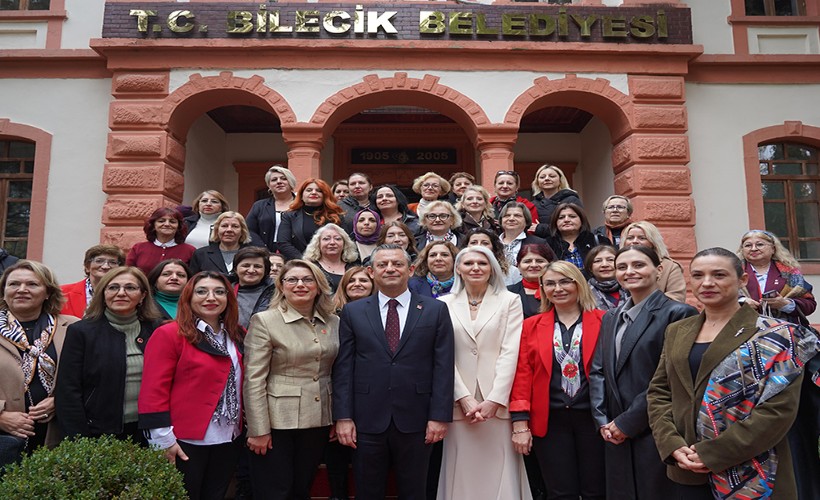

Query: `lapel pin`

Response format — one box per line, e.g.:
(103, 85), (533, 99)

(321, 329), (327, 335)
(734, 327), (746, 337)
(417, 304), (423, 310)
(136, 337), (144, 344)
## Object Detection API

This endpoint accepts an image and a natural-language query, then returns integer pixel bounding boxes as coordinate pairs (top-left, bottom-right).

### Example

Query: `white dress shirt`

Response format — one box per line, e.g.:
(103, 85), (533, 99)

(378, 289), (412, 337)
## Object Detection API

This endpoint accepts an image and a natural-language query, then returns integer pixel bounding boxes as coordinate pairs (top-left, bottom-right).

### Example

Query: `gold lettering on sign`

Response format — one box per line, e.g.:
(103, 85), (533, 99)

(630, 15), (655, 38)
(130, 10), (157, 33)
(257, 4), (268, 32)
(324, 11), (352, 34)
(657, 10), (668, 38)
(502, 14), (527, 36)
(530, 14), (555, 37)
(269, 11), (293, 33)
(354, 5), (365, 34)
(227, 11), (253, 34)
(295, 11), (320, 33)
(475, 14), (498, 35)
(168, 10), (195, 33)
(420, 11), (446, 34)
(602, 16), (628, 38)
(367, 11), (398, 34)
(570, 14), (597, 37)
(449, 12), (472, 35)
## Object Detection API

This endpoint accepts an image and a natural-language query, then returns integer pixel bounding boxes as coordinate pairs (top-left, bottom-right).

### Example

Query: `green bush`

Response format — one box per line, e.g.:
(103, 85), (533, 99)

(0, 435), (187, 499)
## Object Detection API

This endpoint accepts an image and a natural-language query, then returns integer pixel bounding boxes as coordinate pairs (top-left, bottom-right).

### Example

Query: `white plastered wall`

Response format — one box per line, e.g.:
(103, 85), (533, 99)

(684, 0), (735, 55)
(62, 0), (106, 49)
(686, 82), (820, 322)
(0, 78), (112, 283)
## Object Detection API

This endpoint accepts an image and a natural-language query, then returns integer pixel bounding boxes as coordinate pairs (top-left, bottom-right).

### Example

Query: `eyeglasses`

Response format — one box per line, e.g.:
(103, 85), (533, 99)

(421, 183), (441, 190)
(495, 170), (519, 178)
(425, 213), (451, 221)
(105, 284), (142, 294)
(742, 243), (771, 250)
(282, 277), (316, 286)
(91, 258), (120, 267)
(605, 205), (628, 212)
(194, 287), (228, 297)
(542, 278), (575, 289)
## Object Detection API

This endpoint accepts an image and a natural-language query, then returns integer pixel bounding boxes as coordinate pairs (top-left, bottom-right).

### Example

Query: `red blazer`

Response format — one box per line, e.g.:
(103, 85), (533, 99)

(138, 322), (243, 440)
(509, 308), (604, 437)
(60, 279), (87, 318)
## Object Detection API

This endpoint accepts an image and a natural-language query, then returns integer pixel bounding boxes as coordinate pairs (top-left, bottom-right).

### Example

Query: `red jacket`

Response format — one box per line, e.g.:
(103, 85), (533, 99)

(509, 308), (604, 437)
(60, 279), (87, 318)
(138, 322), (243, 440)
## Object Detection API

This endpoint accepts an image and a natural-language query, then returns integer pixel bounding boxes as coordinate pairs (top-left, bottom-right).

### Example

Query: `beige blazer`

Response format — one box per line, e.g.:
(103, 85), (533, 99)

(439, 288), (524, 421)
(0, 314), (78, 448)
(658, 256), (687, 302)
(243, 305), (339, 437)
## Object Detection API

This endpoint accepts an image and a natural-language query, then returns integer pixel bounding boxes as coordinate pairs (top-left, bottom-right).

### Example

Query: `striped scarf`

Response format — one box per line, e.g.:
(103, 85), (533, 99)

(0, 310), (57, 395)
(697, 315), (819, 498)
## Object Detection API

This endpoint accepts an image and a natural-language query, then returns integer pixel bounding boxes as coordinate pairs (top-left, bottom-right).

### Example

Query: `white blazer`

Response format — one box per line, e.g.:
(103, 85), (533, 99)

(439, 288), (524, 420)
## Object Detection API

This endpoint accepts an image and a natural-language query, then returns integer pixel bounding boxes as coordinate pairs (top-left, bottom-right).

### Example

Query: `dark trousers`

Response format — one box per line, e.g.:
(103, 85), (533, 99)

(353, 420), (432, 500)
(249, 426), (329, 500)
(324, 440), (352, 499)
(533, 408), (605, 500)
(176, 439), (241, 500)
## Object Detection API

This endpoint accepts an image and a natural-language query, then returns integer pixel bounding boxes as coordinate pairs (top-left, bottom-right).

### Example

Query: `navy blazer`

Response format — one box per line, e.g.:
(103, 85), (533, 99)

(189, 242), (258, 276)
(332, 292), (455, 434)
(246, 197), (280, 253)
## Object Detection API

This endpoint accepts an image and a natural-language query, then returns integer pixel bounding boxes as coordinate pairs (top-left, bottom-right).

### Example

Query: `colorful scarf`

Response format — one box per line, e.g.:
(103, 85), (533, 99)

(426, 273), (454, 298)
(588, 278), (627, 311)
(553, 321), (583, 398)
(697, 315), (819, 499)
(197, 319), (240, 425)
(0, 310), (57, 395)
(773, 260), (813, 300)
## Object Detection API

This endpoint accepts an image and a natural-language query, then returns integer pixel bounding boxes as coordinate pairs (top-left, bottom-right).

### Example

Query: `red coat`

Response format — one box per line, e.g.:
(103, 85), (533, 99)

(60, 280), (87, 318)
(138, 322), (243, 440)
(509, 308), (604, 437)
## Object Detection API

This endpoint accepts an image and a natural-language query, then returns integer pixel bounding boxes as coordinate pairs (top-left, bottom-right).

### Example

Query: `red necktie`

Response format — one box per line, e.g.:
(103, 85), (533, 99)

(386, 299), (400, 352)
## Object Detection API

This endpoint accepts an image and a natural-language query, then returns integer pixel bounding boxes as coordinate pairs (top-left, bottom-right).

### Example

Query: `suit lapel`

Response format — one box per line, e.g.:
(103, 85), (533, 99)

(472, 291), (498, 339)
(395, 295), (423, 355)
(693, 306), (760, 393)
(669, 313), (704, 400)
(601, 310), (619, 388)
(450, 292), (476, 340)
(207, 245), (228, 274)
(537, 311), (556, 376)
(364, 297), (391, 355)
(615, 295), (657, 374)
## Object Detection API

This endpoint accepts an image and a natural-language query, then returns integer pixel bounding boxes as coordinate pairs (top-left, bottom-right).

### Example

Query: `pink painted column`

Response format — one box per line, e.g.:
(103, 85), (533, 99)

(282, 124), (324, 182)
(615, 75), (696, 273)
(476, 126), (519, 191)
(102, 71), (183, 250)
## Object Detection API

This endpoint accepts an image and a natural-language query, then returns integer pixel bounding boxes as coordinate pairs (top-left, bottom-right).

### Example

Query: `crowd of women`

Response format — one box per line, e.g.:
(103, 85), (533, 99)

(0, 163), (818, 500)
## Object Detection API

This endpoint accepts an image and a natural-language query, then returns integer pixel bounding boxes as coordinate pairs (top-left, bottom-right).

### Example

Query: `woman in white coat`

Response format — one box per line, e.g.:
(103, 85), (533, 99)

(436, 245), (529, 499)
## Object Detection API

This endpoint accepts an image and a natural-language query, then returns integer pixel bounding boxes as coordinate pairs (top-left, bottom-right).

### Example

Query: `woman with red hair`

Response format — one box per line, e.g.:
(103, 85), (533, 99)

(277, 179), (345, 260)
(126, 207), (196, 275)
(139, 271), (244, 500)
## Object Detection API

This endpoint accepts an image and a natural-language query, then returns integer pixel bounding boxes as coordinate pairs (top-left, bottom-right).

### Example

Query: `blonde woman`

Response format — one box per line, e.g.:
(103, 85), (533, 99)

(409, 172), (451, 217)
(457, 185), (500, 234)
(620, 221), (686, 302)
(188, 211), (255, 276)
(530, 164), (582, 236)
(303, 224), (360, 293)
(246, 165), (297, 253)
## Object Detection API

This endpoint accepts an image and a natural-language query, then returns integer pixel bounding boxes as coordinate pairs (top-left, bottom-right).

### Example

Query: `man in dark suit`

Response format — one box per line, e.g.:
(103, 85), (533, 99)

(333, 244), (455, 499)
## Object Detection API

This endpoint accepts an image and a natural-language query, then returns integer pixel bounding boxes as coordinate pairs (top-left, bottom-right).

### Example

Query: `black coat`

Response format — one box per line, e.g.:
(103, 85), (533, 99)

(0, 249), (18, 273)
(189, 242), (256, 276)
(544, 231), (609, 269)
(276, 210), (316, 260)
(588, 290), (697, 500)
(246, 197), (281, 253)
(532, 189), (583, 235)
(506, 282), (541, 319)
(55, 317), (159, 438)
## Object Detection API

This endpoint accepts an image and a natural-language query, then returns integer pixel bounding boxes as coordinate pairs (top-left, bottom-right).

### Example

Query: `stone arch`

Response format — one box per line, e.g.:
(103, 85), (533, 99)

(161, 71), (298, 142)
(505, 74), (633, 142)
(0, 119), (52, 260)
(309, 73), (492, 145)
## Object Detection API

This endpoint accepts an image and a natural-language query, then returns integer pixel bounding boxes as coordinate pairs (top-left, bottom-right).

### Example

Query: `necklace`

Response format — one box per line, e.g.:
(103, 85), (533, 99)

(467, 294), (484, 308)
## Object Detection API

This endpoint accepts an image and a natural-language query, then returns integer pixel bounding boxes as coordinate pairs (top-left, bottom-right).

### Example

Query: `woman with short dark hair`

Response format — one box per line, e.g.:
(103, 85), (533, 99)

(232, 246), (276, 330)
(543, 203), (610, 271)
(60, 244), (125, 318)
(126, 207), (196, 275)
(146, 259), (191, 320)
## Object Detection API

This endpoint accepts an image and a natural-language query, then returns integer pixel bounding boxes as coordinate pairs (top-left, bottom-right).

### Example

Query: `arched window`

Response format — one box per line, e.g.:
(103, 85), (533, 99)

(0, 139), (34, 257)
(759, 142), (820, 259)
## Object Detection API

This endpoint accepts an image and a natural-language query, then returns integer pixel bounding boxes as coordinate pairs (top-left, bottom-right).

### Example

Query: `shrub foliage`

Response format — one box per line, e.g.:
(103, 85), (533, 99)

(0, 435), (187, 499)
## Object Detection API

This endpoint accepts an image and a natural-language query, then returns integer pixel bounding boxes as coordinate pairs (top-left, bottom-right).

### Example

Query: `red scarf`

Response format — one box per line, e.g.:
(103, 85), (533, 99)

(522, 278), (541, 300)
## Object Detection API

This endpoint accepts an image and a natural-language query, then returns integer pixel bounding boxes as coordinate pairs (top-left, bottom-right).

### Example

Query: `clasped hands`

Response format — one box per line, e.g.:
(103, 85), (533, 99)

(672, 444), (710, 474)
(458, 396), (499, 424)
(599, 420), (627, 445)
(0, 396), (55, 438)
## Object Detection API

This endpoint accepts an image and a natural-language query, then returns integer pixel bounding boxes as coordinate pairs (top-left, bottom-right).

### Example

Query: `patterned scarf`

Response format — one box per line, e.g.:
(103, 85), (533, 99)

(426, 230), (456, 246)
(553, 320), (583, 398)
(588, 278), (627, 311)
(197, 319), (239, 425)
(426, 273), (454, 298)
(773, 260), (813, 299)
(697, 316), (819, 499)
(0, 310), (57, 395)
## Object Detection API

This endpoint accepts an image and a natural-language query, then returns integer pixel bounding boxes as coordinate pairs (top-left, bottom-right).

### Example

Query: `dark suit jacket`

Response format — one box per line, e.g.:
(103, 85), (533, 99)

(588, 290), (697, 499)
(276, 210), (315, 260)
(544, 231), (610, 269)
(189, 242), (253, 276)
(55, 317), (158, 438)
(332, 292), (455, 434)
(246, 197), (280, 253)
